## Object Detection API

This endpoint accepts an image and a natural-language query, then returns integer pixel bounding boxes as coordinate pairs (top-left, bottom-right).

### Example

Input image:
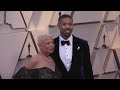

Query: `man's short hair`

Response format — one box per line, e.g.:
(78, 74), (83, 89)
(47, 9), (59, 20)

(58, 14), (73, 22)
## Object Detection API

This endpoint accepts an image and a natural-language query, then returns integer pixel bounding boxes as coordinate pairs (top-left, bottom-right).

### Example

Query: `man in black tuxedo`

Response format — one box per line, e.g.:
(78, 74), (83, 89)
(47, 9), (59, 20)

(50, 14), (93, 79)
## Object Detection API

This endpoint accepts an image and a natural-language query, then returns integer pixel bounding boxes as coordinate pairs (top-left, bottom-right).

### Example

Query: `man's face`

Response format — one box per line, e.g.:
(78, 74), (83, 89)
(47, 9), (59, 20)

(58, 17), (73, 39)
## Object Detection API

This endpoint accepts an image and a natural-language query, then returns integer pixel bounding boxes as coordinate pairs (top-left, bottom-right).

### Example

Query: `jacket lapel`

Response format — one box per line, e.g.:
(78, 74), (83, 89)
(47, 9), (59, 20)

(70, 36), (83, 72)
(54, 37), (67, 72)
(69, 36), (78, 71)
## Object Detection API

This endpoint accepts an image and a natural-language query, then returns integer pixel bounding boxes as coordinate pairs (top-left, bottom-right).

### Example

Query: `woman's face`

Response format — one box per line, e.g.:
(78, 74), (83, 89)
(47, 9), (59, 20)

(39, 37), (55, 55)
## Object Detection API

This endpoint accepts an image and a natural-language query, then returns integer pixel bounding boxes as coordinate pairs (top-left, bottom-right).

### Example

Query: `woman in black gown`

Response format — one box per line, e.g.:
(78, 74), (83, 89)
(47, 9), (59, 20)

(13, 34), (61, 79)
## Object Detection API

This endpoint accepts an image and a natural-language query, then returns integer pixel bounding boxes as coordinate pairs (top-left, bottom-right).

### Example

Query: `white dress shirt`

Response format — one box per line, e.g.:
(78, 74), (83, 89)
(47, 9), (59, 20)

(59, 35), (73, 71)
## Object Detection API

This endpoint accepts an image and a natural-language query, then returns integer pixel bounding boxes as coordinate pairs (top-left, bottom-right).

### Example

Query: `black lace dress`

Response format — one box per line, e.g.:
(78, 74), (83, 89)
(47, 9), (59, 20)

(13, 66), (62, 79)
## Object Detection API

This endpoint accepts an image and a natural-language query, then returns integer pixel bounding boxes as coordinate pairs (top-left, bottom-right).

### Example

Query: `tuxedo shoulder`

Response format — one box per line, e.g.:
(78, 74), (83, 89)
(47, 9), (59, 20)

(74, 36), (88, 43)
(54, 36), (59, 40)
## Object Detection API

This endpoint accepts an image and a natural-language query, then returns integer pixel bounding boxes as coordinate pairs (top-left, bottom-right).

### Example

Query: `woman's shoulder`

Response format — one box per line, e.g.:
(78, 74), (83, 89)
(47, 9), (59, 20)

(25, 54), (40, 68)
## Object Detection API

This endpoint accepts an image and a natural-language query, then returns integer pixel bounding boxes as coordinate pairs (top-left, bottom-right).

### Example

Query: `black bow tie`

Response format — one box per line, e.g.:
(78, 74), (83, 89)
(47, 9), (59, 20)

(61, 40), (70, 46)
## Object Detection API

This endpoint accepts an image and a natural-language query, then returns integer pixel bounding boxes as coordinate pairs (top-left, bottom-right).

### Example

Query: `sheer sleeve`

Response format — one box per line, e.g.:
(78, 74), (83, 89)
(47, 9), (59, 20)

(13, 66), (62, 79)
(13, 67), (32, 79)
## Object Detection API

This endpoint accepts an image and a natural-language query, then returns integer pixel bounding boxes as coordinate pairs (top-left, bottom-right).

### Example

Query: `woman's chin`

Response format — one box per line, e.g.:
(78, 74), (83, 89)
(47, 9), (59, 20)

(50, 51), (54, 54)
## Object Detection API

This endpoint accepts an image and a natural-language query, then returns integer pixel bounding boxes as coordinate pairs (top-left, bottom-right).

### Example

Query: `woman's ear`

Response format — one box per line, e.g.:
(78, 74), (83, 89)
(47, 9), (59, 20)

(38, 43), (41, 47)
(57, 23), (60, 28)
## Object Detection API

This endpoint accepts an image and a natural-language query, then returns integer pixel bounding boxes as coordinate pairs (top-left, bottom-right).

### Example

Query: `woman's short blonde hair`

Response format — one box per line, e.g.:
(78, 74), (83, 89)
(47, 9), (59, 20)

(37, 33), (53, 44)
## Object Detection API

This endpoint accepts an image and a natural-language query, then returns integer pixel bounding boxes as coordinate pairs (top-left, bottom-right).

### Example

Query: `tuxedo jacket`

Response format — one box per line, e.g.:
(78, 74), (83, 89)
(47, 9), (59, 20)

(51, 35), (93, 79)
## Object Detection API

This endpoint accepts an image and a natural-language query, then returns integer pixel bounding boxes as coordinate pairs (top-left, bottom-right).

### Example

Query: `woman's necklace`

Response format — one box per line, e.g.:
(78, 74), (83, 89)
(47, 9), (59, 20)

(42, 55), (52, 62)
(38, 52), (53, 62)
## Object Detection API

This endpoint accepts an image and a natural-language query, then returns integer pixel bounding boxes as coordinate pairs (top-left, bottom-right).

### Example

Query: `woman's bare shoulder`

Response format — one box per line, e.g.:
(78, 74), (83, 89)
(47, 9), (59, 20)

(25, 54), (40, 69)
